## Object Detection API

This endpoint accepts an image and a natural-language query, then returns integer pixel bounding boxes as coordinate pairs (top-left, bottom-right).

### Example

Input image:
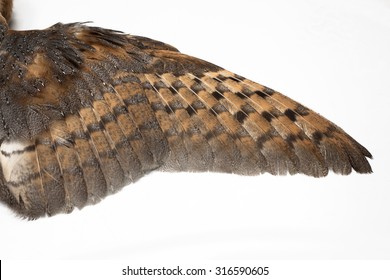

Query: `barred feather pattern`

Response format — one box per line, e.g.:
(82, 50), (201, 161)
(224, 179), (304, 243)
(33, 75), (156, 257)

(0, 22), (372, 219)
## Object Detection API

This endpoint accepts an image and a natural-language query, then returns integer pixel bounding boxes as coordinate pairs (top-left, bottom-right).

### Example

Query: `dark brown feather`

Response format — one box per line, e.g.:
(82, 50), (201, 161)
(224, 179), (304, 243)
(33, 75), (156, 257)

(0, 19), (372, 219)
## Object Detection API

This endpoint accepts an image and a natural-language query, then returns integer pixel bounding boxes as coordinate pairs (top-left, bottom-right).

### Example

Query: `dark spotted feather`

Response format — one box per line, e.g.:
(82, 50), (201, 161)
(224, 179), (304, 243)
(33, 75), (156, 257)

(0, 22), (372, 219)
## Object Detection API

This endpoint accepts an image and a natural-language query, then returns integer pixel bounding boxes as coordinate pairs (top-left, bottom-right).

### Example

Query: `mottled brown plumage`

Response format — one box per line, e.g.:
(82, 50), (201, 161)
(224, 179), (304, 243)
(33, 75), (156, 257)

(0, 1), (372, 219)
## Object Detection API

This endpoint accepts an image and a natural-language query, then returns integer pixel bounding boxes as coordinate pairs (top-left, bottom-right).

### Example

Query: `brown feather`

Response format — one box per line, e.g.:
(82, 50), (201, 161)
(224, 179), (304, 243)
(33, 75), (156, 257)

(0, 0), (12, 23)
(0, 18), (372, 219)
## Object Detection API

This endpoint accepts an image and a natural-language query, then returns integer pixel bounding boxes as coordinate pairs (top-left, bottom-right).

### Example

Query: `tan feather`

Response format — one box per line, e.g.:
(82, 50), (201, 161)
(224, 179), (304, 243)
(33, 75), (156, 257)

(0, 7), (372, 218)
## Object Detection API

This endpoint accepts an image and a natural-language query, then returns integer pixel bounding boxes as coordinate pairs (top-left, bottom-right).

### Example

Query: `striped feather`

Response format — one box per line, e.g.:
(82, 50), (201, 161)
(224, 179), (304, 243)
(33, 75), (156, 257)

(0, 22), (372, 219)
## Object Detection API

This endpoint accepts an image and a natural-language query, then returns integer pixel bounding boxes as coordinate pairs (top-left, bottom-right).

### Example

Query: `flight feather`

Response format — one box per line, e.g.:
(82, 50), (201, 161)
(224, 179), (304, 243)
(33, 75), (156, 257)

(0, 21), (372, 218)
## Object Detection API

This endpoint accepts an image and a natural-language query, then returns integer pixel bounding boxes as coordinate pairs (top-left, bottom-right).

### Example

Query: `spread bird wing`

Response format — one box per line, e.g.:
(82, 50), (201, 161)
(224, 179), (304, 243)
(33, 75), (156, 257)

(0, 23), (372, 218)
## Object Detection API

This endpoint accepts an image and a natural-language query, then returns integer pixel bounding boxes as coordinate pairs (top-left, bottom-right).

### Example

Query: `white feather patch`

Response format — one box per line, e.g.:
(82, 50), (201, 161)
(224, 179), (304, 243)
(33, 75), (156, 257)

(0, 141), (34, 182)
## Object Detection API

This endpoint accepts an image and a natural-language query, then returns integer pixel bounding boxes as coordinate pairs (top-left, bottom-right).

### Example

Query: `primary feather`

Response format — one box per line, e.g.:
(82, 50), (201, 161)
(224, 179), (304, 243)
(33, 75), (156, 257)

(0, 3), (371, 218)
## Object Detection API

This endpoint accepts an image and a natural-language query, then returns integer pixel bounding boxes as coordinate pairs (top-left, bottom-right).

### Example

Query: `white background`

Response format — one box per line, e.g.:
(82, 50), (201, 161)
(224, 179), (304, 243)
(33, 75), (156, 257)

(0, 0), (389, 261)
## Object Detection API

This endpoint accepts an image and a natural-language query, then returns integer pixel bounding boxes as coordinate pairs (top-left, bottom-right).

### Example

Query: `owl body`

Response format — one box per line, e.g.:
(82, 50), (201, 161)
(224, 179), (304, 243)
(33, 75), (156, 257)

(0, 2), (372, 219)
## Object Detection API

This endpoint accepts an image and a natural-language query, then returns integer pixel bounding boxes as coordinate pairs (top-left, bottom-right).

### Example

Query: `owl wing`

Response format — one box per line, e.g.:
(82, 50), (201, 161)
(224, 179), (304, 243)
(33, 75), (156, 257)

(0, 23), (372, 218)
